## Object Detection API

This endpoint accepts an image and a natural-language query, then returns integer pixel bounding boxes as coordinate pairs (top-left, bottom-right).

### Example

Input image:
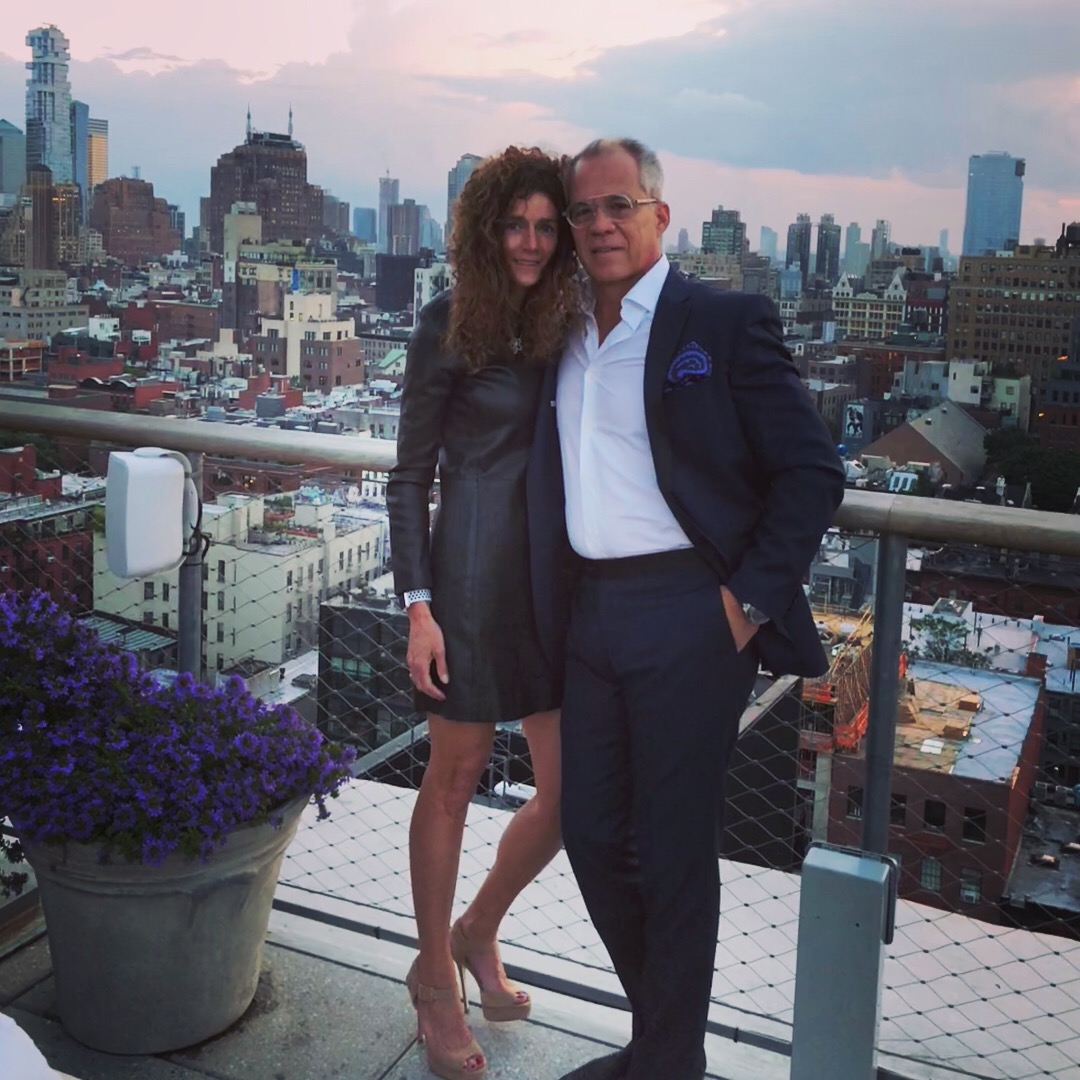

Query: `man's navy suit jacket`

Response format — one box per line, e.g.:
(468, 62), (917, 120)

(526, 270), (847, 679)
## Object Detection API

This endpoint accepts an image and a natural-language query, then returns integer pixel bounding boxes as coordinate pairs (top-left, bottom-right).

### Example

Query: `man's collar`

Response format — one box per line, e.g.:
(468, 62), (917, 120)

(582, 255), (671, 331)
(621, 256), (671, 328)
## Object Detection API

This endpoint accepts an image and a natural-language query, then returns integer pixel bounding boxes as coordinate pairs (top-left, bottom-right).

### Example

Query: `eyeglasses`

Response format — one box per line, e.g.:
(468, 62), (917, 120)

(564, 193), (661, 229)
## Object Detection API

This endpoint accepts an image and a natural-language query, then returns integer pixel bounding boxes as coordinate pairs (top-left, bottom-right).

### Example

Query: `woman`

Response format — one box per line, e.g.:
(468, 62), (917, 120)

(386, 146), (579, 1080)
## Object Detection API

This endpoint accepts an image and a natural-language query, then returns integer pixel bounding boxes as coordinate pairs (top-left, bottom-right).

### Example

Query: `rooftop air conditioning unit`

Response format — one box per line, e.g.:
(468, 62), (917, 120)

(1030, 853), (1060, 869)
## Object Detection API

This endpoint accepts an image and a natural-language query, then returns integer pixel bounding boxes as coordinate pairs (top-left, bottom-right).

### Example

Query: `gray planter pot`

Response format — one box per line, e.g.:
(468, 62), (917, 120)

(22, 796), (307, 1054)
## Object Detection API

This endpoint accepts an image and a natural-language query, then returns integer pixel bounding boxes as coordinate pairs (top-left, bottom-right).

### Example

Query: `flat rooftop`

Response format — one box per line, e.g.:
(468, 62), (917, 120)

(1004, 804), (1080, 915)
(899, 661), (1042, 782)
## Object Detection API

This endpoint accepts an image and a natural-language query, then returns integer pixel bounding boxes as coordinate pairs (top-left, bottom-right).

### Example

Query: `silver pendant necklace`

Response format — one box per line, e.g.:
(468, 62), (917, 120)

(509, 337), (523, 355)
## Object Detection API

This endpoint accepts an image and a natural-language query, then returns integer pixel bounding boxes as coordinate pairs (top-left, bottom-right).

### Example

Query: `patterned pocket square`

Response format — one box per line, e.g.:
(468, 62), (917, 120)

(664, 341), (712, 393)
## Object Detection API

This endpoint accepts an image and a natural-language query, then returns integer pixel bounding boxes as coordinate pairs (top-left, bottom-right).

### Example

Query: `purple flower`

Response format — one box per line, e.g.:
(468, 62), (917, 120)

(0, 588), (353, 892)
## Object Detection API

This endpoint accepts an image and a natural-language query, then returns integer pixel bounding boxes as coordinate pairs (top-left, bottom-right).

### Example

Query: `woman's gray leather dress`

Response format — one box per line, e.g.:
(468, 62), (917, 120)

(386, 292), (559, 723)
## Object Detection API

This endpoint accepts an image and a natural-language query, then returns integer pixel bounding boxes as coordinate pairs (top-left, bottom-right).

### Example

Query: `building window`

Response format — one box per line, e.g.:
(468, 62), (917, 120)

(143, 581), (155, 600)
(217, 559), (226, 584)
(962, 808), (987, 844)
(923, 799), (946, 832)
(920, 857), (942, 892)
(286, 602), (292, 624)
(217, 622), (225, 643)
(217, 591), (225, 612)
(890, 793), (907, 827)
(959, 868), (982, 904)
(163, 582), (170, 602)
(286, 570), (293, 588)
(846, 786), (864, 819)
(162, 612), (170, 629)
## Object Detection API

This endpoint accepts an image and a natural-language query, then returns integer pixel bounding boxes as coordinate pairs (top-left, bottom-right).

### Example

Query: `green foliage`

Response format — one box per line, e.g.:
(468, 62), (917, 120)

(984, 428), (1035, 470)
(908, 613), (993, 669)
(983, 430), (1080, 513)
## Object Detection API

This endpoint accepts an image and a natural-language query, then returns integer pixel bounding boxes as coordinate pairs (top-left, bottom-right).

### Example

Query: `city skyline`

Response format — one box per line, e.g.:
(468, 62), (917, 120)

(0, 1), (1076, 250)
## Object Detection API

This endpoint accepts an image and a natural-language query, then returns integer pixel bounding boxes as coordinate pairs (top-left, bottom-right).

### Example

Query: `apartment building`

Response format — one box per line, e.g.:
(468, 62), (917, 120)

(94, 490), (388, 674)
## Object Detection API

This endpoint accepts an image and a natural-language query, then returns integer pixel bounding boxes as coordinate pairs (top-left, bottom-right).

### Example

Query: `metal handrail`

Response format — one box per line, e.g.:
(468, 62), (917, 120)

(2, 397), (1079, 556)
(0, 399), (397, 474)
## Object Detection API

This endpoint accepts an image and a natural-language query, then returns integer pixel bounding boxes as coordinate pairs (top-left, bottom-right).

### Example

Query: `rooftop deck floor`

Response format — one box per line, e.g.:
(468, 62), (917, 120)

(3, 778), (1080, 1080)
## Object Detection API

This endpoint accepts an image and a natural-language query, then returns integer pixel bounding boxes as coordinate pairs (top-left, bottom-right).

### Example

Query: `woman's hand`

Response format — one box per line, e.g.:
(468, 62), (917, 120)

(406, 603), (449, 700)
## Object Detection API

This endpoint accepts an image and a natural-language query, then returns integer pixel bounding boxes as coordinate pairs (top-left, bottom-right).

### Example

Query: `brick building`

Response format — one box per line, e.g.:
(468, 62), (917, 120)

(829, 660), (1044, 924)
(89, 177), (181, 265)
(0, 446), (98, 612)
(206, 124), (323, 253)
(946, 225), (1080, 399)
(0, 339), (44, 381)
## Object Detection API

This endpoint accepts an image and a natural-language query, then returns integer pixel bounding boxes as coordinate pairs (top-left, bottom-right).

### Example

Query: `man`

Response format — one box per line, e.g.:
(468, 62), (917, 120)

(527, 139), (846, 1079)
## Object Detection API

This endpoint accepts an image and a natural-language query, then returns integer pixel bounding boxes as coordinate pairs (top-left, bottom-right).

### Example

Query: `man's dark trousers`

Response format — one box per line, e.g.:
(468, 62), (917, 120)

(560, 550), (758, 1080)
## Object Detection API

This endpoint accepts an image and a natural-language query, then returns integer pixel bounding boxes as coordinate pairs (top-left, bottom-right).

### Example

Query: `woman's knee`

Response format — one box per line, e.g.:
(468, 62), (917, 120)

(423, 753), (489, 816)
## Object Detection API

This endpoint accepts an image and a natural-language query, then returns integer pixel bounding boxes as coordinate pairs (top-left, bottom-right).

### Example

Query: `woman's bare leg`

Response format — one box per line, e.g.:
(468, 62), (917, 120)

(453, 710), (562, 993)
(409, 714), (496, 1069)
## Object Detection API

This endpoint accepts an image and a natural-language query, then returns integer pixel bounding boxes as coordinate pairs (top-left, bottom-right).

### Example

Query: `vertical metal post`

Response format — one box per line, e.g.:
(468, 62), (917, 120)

(861, 531), (908, 854)
(177, 452), (204, 678)
(791, 845), (897, 1080)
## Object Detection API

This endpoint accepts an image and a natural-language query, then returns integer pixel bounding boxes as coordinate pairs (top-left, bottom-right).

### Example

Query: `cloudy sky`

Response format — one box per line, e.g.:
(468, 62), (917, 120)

(1, 0), (1078, 251)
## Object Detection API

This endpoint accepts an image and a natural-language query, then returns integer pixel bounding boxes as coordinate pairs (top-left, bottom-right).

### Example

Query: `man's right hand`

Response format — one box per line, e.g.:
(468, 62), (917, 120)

(406, 603), (449, 701)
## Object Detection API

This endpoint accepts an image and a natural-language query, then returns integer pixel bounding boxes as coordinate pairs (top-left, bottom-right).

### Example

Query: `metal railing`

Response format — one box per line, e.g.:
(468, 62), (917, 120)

(3, 397), (1080, 1080)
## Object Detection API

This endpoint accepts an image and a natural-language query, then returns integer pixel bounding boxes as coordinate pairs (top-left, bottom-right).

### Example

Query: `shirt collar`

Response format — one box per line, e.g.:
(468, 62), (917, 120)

(583, 255), (671, 333)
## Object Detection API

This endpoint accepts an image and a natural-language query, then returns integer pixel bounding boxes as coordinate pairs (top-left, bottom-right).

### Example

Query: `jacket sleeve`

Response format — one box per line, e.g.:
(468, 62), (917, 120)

(723, 295), (846, 623)
(386, 297), (456, 596)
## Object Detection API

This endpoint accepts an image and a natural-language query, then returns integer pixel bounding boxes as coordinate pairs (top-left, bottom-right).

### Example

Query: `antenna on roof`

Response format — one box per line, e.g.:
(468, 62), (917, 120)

(288, 104), (293, 139)
(246, 105), (252, 141)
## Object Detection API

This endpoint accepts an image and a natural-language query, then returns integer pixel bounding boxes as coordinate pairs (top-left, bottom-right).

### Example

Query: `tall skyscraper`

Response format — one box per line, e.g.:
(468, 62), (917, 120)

(786, 213), (812, 290)
(938, 228), (949, 257)
(206, 111), (323, 252)
(388, 198), (422, 256)
(446, 153), (482, 234)
(25, 26), (73, 184)
(961, 151), (1024, 256)
(871, 219), (891, 260)
(167, 203), (186, 242)
(322, 191), (350, 235)
(843, 222), (861, 269)
(352, 206), (376, 243)
(816, 213), (842, 284)
(701, 205), (746, 255)
(0, 121), (26, 197)
(378, 173), (400, 254)
(24, 165), (57, 269)
(87, 117), (108, 192)
(758, 226), (778, 263)
(677, 228), (691, 254)
(421, 215), (443, 253)
(69, 100), (88, 222)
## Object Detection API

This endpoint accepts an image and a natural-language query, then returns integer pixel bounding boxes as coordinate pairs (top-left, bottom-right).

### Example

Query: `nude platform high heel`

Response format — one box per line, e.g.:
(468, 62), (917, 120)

(406, 958), (487, 1079)
(450, 921), (532, 1023)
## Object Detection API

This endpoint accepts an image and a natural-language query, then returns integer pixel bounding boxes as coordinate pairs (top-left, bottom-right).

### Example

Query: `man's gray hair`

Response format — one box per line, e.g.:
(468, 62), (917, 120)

(567, 138), (664, 198)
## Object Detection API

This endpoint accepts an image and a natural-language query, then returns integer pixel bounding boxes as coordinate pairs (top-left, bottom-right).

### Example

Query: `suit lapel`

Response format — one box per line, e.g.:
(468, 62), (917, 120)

(643, 271), (691, 493)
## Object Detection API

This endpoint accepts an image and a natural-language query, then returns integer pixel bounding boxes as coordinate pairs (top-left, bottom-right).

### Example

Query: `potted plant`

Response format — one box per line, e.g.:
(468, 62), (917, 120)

(0, 589), (355, 1054)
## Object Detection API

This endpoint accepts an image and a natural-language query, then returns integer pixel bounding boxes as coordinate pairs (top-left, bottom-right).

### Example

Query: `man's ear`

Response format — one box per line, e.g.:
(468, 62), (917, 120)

(656, 201), (671, 235)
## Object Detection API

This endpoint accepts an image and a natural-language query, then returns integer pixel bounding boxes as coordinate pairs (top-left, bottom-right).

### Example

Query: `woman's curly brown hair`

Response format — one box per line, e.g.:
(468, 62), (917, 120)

(445, 146), (580, 370)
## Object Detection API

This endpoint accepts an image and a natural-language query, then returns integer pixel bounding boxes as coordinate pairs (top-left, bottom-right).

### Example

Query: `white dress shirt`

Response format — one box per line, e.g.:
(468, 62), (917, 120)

(557, 255), (693, 559)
